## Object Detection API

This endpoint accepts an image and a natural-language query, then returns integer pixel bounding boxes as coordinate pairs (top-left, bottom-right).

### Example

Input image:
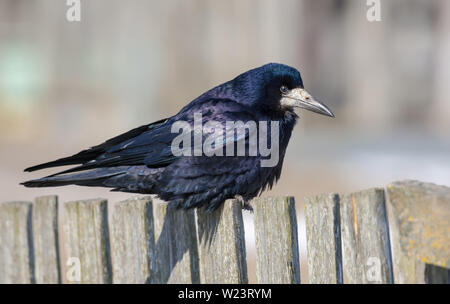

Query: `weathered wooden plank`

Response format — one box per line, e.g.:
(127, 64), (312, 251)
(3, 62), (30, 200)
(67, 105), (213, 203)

(253, 196), (300, 284)
(386, 180), (450, 283)
(62, 199), (112, 283)
(305, 193), (342, 284)
(424, 264), (450, 284)
(0, 201), (34, 283)
(196, 199), (248, 284)
(32, 196), (61, 283)
(153, 198), (199, 283)
(340, 188), (393, 283)
(110, 196), (155, 283)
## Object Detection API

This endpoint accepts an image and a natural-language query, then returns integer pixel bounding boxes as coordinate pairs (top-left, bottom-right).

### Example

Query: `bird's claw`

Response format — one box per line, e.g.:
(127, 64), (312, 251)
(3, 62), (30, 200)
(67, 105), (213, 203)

(234, 195), (253, 212)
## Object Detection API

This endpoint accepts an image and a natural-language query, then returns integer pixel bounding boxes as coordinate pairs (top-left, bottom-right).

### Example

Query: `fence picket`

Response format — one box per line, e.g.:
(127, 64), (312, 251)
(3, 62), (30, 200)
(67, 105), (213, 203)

(305, 193), (342, 284)
(153, 199), (199, 283)
(253, 196), (300, 283)
(110, 196), (155, 283)
(386, 180), (450, 283)
(62, 199), (112, 283)
(196, 199), (248, 283)
(340, 189), (393, 283)
(32, 196), (60, 283)
(0, 201), (34, 283)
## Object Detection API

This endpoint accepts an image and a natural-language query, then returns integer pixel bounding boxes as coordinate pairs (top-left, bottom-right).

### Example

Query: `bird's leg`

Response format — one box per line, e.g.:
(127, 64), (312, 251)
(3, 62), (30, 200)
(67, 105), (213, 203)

(234, 194), (253, 212)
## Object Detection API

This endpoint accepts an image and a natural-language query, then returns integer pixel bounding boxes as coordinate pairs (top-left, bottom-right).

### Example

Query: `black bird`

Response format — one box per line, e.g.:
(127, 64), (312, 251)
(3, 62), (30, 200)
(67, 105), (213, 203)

(22, 63), (334, 211)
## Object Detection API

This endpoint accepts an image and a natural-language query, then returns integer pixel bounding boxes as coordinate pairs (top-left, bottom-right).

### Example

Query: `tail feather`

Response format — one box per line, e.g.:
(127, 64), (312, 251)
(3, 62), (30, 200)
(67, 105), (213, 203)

(24, 154), (95, 173)
(22, 167), (127, 188)
(22, 165), (162, 194)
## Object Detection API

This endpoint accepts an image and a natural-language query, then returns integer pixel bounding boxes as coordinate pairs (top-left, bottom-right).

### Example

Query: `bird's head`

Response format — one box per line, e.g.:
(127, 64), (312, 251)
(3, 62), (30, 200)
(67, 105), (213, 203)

(231, 63), (334, 117)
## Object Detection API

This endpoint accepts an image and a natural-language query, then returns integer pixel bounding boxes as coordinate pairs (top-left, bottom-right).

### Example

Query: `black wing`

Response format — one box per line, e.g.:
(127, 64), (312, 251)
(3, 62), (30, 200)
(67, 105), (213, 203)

(24, 97), (257, 177)
(24, 117), (170, 173)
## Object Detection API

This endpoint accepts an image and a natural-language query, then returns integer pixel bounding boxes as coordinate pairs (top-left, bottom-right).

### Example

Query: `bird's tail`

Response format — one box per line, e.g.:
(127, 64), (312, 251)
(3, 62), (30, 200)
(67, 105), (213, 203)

(22, 167), (128, 188)
(22, 165), (160, 194)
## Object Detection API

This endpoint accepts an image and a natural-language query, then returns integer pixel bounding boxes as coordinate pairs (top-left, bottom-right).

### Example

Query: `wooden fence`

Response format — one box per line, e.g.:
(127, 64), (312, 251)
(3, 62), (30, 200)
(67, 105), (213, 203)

(0, 180), (448, 284)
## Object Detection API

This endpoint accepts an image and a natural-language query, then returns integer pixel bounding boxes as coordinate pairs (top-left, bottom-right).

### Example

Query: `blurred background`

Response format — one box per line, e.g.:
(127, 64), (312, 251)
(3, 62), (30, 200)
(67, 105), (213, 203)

(1, 0), (449, 282)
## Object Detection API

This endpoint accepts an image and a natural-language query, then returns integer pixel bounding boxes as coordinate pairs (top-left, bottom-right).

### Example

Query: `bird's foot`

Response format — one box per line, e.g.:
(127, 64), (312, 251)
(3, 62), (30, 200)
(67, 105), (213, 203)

(234, 195), (253, 212)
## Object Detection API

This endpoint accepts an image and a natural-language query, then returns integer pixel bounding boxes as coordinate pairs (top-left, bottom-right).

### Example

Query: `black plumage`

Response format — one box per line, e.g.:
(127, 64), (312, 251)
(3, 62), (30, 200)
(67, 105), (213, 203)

(22, 63), (334, 211)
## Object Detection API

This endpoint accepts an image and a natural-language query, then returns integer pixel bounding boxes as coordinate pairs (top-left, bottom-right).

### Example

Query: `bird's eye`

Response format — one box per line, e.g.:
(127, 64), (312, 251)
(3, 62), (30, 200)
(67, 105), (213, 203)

(280, 85), (289, 94)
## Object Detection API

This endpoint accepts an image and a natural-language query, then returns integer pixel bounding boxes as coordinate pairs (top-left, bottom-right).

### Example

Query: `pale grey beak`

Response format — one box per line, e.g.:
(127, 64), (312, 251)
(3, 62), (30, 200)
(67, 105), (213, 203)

(280, 88), (335, 117)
